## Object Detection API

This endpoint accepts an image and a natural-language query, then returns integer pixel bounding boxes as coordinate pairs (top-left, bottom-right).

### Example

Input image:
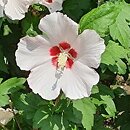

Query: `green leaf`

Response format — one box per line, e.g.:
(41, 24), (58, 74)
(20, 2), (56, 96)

(63, 0), (97, 22)
(3, 24), (12, 36)
(0, 94), (9, 107)
(63, 102), (82, 124)
(98, 84), (115, 98)
(115, 112), (130, 130)
(101, 40), (128, 74)
(33, 100), (79, 130)
(0, 77), (26, 95)
(100, 95), (116, 118)
(12, 92), (47, 120)
(114, 95), (130, 113)
(93, 115), (112, 130)
(91, 85), (99, 94)
(21, 12), (41, 36)
(0, 78), (3, 83)
(33, 107), (62, 130)
(109, 2), (130, 48)
(73, 98), (96, 130)
(79, 1), (119, 36)
(0, 18), (3, 28)
(116, 59), (127, 74)
(79, 1), (130, 48)
(32, 3), (46, 11)
(33, 108), (50, 130)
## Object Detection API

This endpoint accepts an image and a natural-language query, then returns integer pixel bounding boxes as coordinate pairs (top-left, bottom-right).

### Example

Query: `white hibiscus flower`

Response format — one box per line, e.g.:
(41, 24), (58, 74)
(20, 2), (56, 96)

(0, 0), (63, 20)
(0, 0), (33, 20)
(15, 12), (105, 100)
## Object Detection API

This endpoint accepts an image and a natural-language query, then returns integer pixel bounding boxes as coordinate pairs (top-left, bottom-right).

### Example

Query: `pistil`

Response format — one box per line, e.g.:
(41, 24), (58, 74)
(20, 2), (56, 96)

(50, 42), (78, 90)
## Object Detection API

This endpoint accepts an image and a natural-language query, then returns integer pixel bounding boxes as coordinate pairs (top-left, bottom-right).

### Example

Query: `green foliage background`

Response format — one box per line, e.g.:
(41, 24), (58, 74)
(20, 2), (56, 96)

(0, 0), (130, 130)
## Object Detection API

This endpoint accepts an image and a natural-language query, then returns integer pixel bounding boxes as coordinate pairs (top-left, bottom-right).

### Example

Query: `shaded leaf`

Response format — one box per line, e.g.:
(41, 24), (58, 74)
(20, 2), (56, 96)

(21, 12), (41, 36)
(12, 92), (47, 120)
(0, 18), (3, 28)
(0, 45), (8, 73)
(33, 107), (62, 130)
(63, 0), (97, 22)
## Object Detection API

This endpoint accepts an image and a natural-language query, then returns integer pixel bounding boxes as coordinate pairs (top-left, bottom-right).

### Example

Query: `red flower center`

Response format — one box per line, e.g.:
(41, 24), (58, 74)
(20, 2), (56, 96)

(49, 42), (78, 69)
(45, 0), (53, 3)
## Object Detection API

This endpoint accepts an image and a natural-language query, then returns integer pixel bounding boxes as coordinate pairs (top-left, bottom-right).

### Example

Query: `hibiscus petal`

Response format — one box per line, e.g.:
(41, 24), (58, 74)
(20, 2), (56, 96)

(15, 35), (51, 70)
(39, 12), (78, 45)
(41, 0), (63, 13)
(27, 61), (61, 100)
(0, 5), (4, 17)
(4, 0), (33, 20)
(59, 61), (99, 99)
(0, 0), (5, 17)
(76, 29), (105, 68)
(0, 108), (14, 125)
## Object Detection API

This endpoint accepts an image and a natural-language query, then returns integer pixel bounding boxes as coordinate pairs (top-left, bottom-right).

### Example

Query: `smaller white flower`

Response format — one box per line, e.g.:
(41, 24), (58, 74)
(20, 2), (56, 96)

(0, 0), (64, 20)
(5, 0), (34, 20)
(0, 0), (33, 20)
(16, 12), (105, 100)
(0, 108), (14, 125)
(39, 0), (64, 13)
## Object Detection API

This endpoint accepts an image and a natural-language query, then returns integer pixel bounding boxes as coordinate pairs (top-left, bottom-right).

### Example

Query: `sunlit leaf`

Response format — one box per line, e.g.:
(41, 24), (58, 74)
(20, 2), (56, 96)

(80, 1), (130, 48)
(100, 95), (116, 118)
(73, 98), (96, 130)
(101, 40), (128, 74)
(0, 77), (26, 95)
